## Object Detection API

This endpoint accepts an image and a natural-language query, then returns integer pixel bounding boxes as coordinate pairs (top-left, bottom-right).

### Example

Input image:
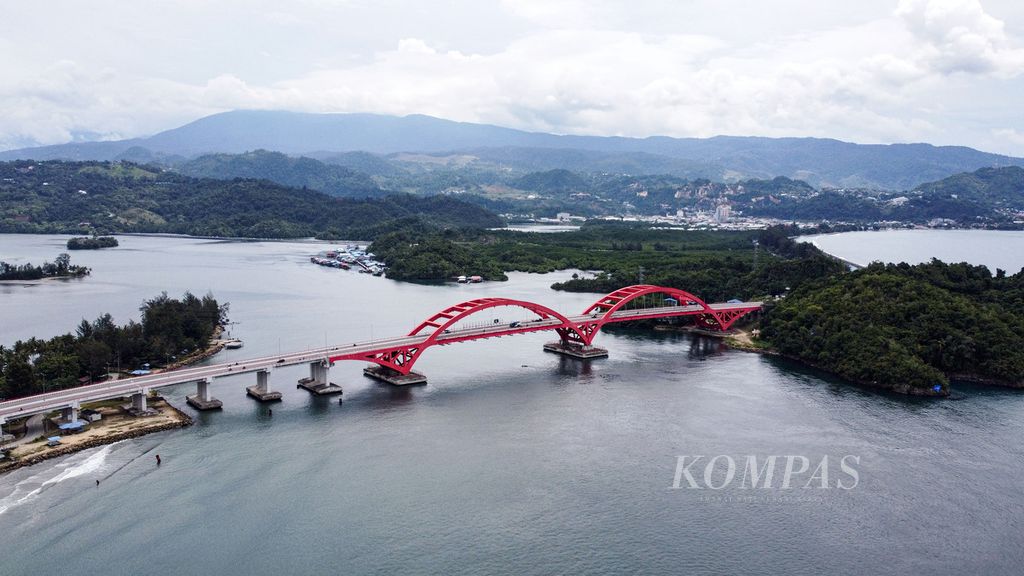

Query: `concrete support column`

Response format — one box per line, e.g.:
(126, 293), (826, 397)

(247, 370), (282, 402)
(60, 401), (80, 423)
(298, 360), (342, 395)
(187, 378), (223, 411)
(309, 362), (327, 385)
(131, 389), (149, 412)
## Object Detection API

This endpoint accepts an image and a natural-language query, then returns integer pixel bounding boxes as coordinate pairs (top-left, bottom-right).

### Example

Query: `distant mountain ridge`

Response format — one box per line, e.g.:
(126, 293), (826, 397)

(2, 110), (1022, 189)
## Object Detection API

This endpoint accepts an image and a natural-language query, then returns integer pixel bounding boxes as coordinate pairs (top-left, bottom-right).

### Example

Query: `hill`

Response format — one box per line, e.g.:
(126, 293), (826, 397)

(0, 160), (502, 239)
(914, 166), (1024, 210)
(512, 169), (588, 194)
(3, 110), (1022, 190)
(761, 260), (1024, 394)
(176, 150), (385, 198)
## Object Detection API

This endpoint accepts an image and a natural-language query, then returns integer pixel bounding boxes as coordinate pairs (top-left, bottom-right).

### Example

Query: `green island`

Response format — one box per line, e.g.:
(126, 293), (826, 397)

(0, 253), (89, 281)
(66, 235), (118, 249)
(369, 223), (844, 300)
(0, 292), (226, 398)
(760, 260), (1024, 394)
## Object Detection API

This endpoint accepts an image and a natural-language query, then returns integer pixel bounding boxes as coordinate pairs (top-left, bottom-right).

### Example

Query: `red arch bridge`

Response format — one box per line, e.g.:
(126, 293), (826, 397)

(0, 285), (761, 427)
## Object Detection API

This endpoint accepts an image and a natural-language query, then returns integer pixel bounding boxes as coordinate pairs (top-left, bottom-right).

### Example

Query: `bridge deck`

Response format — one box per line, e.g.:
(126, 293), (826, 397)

(0, 301), (760, 421)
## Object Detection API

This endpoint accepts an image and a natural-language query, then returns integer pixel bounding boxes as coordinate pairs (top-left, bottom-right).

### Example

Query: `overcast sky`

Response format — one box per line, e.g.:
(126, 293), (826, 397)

(2, 0), (1023, 154)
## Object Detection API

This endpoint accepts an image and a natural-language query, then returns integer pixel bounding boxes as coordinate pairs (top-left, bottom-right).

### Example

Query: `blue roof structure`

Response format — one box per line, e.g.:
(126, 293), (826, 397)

(58, 421), (86, 431)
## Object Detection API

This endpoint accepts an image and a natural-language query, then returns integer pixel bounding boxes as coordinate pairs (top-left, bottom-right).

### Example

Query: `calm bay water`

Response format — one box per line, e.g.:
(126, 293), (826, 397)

(802, 229), (1024, 273)
(1, 233), (1023, 575)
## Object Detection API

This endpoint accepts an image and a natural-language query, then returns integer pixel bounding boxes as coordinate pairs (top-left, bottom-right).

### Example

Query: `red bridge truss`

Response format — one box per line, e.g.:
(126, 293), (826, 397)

(328, 285), (762, 375)
(0, 285), (763, 422)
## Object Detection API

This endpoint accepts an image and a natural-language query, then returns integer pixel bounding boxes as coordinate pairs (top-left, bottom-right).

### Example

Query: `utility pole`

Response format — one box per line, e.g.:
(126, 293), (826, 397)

(638, 266), (645, 284)
(752, 239), (759, 273)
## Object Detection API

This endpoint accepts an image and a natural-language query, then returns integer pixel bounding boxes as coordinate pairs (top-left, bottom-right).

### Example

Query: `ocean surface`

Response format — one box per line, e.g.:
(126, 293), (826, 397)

(1, 233), (1023, 575)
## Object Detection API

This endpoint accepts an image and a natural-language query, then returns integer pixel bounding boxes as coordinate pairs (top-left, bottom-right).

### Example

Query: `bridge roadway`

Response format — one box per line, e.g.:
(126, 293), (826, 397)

(0, 302), (759, 423)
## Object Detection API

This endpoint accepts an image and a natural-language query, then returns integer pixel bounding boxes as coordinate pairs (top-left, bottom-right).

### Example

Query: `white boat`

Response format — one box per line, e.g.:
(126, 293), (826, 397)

(224, 339), (243, 349)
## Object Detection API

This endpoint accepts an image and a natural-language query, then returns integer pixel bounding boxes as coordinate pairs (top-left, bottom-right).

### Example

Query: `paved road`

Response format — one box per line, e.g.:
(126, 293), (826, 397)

(6, 414), (45, 446)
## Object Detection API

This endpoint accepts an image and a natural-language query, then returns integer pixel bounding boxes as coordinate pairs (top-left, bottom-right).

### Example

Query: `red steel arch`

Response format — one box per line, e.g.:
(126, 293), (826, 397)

(341, 297), (587, 374)
(567, 284), (747, 345)
(327, 286), (759, 375)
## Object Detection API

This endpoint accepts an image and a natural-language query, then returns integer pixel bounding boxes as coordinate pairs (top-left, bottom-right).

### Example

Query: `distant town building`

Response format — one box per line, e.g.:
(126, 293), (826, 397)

(714, 204), (731, 223)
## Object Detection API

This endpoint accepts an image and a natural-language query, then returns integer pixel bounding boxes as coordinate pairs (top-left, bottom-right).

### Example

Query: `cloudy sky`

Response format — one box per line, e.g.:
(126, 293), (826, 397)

(2, 0), (1023, 154)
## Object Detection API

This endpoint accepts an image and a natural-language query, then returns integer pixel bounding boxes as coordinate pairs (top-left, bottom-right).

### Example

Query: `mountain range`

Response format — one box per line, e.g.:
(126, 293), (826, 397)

(3, 110), (1022, 190)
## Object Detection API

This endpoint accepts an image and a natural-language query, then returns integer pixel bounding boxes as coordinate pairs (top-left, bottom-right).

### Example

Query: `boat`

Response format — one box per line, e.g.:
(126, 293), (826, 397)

(224, 339), (243, 349)
(457, 275), (468, 283)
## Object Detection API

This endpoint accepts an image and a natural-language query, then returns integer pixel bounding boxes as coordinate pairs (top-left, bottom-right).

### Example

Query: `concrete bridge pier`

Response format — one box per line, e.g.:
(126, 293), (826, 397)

(298, 361), (343, 395)
(543, 340), (609, 359)
(247, 370), (283, 402)
(363, 365), (428, 386)
(0, 417), (10, 448)
(186, 379), (223, 410)
(60, 401), (81, 423)
(129, 389), (151, 414)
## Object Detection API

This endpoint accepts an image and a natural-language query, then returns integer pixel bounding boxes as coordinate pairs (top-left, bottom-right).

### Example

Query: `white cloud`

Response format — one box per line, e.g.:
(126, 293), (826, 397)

(0, 0), (1022, 155)
(897, 0), (1024, 76)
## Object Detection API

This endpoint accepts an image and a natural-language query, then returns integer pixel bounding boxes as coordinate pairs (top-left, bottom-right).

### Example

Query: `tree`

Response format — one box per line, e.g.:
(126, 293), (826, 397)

(2, 355), (37, 398)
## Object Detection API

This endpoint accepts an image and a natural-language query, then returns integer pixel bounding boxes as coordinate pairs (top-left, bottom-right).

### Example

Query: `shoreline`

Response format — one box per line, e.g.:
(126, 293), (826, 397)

(721, 332), (947, 397)
(0, 327), (227, 474)
(722, 329), (1022, 395)
(0, 397), (192, 475)
(0, 275), (88, 285)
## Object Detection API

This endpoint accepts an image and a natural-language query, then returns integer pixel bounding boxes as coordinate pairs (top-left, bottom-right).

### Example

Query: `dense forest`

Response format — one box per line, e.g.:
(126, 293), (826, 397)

(0, 292), (226, 398)
(0, 160), (502, 239)
(0, 253), (89, 281)
(760, 260), (1024, 394)
(371, 223), (846, 303)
